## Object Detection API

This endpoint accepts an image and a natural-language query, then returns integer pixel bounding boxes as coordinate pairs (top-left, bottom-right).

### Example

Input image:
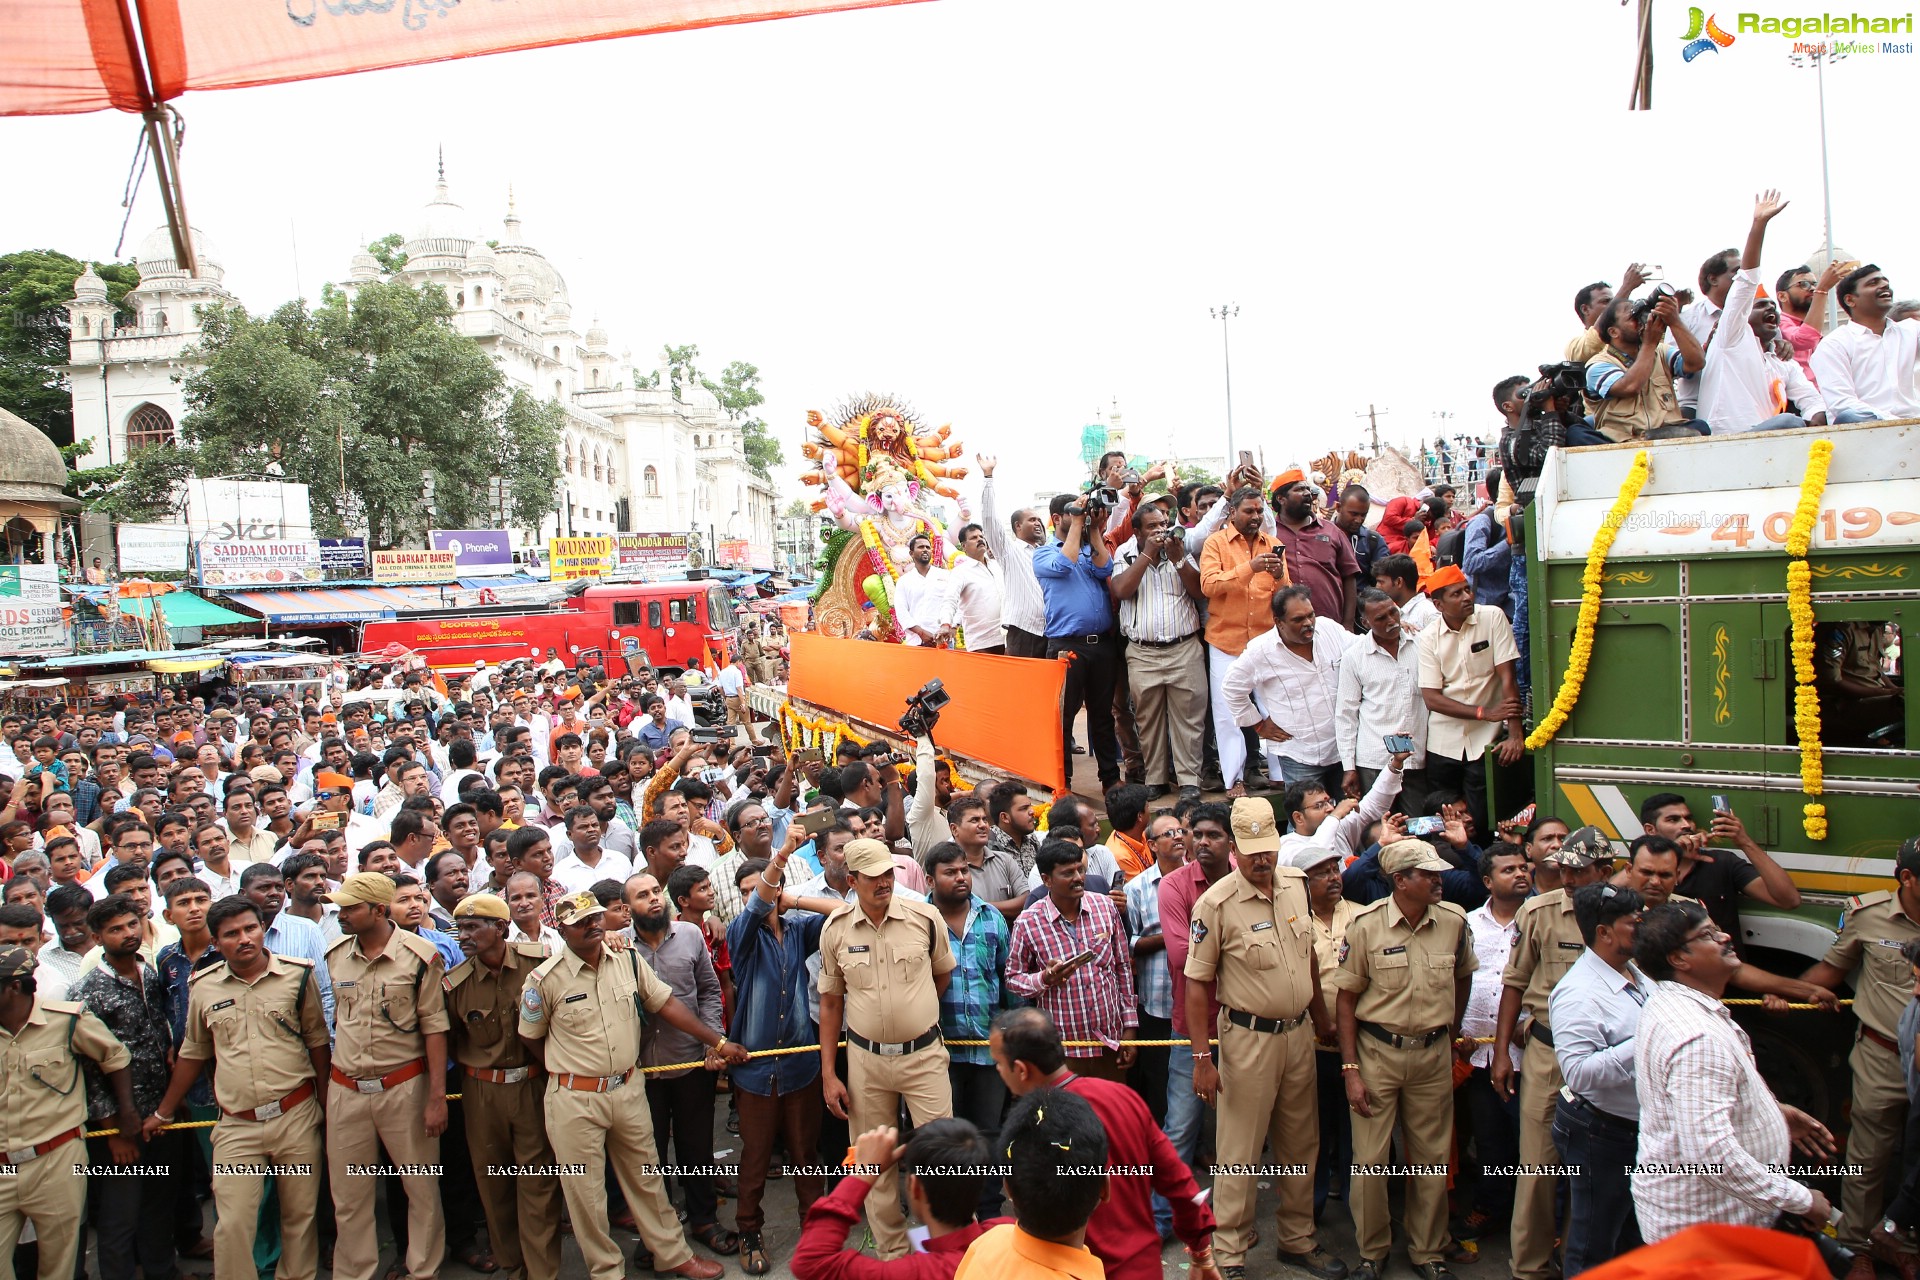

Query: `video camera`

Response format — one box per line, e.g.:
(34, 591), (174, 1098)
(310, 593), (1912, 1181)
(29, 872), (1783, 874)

(898, 679), (950, 738)
(1502, 360), (1587, 512)
(1065, 485), (1123, 519)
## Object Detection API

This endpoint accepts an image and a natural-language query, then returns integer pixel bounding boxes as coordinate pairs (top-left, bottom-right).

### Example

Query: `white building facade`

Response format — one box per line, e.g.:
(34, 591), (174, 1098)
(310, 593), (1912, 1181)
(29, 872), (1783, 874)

(66, 171), (778, 566)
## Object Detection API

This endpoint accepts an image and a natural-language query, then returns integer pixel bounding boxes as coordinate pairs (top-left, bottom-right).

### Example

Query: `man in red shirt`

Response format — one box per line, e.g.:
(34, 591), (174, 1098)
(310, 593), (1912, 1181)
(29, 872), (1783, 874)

(1159, 802), (1236, 1174)
(1270, 472), (1360, 630)
(989, 1007), (1220, 1280)
(791, 1121), (1009, 1280)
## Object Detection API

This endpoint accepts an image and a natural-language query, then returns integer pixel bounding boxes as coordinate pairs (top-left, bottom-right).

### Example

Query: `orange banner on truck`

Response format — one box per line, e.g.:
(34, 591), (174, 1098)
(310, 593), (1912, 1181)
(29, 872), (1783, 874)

(787, 633), (1067, 793)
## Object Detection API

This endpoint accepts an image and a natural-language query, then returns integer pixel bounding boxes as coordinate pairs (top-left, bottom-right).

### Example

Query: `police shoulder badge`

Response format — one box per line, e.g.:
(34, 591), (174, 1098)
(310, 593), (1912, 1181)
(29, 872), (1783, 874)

(520, 985), (545, 1023)
(1190, 918), (1208, 944)
(1338, 939), (1350, 965)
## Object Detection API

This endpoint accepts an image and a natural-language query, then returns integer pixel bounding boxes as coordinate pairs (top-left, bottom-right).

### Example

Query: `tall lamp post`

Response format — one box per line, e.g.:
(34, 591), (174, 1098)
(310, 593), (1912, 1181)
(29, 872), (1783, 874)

(1789, 43), (1848, 328)
(1211, 304), (1239, 463)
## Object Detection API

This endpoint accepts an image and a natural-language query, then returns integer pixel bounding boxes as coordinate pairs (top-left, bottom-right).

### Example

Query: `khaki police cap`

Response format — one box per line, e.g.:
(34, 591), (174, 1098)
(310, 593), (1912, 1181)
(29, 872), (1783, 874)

(322, 872), (396, 907)
(452, 893), (511, 921)
(842, 838), (895, 878)
(1380, 838), (1452, 876)
(1230, 797), (1282, 854)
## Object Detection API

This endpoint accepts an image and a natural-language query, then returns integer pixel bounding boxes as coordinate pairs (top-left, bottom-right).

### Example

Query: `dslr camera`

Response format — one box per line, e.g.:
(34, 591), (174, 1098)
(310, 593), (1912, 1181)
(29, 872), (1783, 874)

(1065, 486), (1122, 519)
(1501, 360), (1588, 521)
(898, 679), (951, 738)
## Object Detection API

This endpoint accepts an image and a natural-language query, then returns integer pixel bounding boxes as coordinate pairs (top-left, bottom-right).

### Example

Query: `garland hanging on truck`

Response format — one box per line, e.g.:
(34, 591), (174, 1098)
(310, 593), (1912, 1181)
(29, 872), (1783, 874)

(1785, 438), (1834, 841)
(1524, 449), (1651, 751)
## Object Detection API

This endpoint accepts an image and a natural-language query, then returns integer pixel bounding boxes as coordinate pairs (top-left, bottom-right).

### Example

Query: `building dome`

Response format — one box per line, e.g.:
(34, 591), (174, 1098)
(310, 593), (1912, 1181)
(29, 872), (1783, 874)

(135, 224), (223, 282)
(349, 249), (382, 281)
(404, 176), (478, 263)
(585, 319), (609, 351)
(466, 239), (496, 271)
(0, 408), (75, 498)
(492, 245), (568, 305)
(72, 266), (108, 303)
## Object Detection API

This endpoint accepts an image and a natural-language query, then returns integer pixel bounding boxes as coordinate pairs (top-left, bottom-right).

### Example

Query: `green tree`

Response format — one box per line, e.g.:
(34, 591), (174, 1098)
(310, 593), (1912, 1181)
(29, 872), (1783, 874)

(0, 249), (139, 445)
(660, 344), (702, 401)
(1144, 460), (1223, 501)
(106, 280), (561, 542)
(366, 233), (408, 275)
(703, 360), (784, 483)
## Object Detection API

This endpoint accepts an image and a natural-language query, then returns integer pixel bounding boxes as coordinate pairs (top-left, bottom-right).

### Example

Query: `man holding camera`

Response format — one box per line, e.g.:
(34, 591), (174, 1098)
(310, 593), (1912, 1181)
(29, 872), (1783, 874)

(1584, 286), (1706, 441)
(1110, 502), (1206, 801)
(1034, 492), (1123, 792)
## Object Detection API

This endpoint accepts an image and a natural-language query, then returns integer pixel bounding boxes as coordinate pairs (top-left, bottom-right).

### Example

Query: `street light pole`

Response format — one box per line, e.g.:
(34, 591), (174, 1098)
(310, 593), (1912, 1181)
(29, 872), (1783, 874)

(1211, 304), (1239, 463)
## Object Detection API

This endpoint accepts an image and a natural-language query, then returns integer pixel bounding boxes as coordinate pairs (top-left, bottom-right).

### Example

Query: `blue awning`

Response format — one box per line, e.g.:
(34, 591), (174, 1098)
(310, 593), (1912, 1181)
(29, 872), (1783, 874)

(729, 573), (771, 587)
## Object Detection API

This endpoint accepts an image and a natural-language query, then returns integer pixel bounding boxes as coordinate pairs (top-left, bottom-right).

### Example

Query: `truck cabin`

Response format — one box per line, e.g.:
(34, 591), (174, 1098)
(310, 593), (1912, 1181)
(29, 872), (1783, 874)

(571, 581), (739, 676)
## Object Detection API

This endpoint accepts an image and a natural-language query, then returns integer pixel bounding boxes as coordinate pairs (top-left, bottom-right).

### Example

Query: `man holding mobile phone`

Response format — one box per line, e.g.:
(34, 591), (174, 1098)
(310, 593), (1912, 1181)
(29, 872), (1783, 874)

(1006, 840), (1137, 1083)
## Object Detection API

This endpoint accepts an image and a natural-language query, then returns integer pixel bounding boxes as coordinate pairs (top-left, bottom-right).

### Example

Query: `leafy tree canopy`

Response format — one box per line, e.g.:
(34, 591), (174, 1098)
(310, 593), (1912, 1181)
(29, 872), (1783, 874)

(0, 249), (138, 445)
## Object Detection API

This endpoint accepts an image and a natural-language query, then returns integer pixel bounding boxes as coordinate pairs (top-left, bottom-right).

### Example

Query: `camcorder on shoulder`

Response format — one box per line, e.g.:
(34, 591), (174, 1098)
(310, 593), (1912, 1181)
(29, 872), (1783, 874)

(898, 679), (950, 738)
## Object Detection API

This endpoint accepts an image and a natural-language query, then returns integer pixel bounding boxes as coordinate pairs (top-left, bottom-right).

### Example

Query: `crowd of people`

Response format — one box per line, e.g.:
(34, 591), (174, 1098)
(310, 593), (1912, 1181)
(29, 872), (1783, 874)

(1, 185), (1917, 1280)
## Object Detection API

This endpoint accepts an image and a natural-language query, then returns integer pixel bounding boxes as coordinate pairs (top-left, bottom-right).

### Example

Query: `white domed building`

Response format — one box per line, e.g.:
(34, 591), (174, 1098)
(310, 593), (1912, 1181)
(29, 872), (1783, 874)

(337, 168), (776, 557)
(66, 166), (777, 565)
(65, 225), (235, 464)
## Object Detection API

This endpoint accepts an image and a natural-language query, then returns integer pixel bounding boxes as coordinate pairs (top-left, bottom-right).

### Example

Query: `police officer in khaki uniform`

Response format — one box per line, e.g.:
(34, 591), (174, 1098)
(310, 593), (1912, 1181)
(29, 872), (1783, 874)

(517, 890), (734, 1280)
(1184, 798), (1344, 1280)
(1802, 834), (1920, 1256)
(817, 837), (956, 1260)
(322, 872), (451, 1280)
(1333, 839), (1478, 1280)
(0, 943), (138, 1280)
(1489, 826), (1614, 1280)
(445, 893), (562, 1280)
(149, 896), (330, 1280)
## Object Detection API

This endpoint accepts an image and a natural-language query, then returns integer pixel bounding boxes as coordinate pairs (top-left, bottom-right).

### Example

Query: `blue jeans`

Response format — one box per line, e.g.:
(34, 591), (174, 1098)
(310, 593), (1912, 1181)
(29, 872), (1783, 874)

(1275, 757), (1344, 794)
(1743, 412), (1807, 432)
(1160, 1041), (1214, 1237)
(1508, 549), (1530, 700)
(1552, 1095), (1643, 1276)
(1834, 406), (1882, 424)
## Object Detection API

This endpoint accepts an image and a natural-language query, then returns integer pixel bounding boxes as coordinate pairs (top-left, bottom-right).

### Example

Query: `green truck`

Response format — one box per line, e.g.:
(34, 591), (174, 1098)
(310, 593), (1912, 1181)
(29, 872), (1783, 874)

(1523, 419), (1915, 1125)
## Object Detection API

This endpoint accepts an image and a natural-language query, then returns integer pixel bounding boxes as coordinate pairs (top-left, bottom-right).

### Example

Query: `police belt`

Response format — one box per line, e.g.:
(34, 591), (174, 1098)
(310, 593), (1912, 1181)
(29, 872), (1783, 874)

(846, 1026), (942, 1057)
(4, 1126), (81, 1166)
(464, 1065), (536, 1085)
(1861, 1024), (1900, 1055)
(1224, 1006), (1310, 1035)
(1526, 1020), (1554, 1049)
(330, 1059), (427, 1094)
(226, 1079), (315, 1122)
(1358, 1021), (1450, 1050)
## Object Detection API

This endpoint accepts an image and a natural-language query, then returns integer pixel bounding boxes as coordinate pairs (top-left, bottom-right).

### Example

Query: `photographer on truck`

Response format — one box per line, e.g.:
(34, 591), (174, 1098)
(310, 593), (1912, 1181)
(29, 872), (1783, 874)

(1585, 285), (1706, 441)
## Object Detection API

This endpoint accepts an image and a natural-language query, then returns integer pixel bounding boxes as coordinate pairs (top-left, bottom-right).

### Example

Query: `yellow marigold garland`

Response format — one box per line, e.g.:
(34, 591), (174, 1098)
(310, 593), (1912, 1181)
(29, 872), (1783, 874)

(1786, 439), (1833, 840)
(1524, 449), (1652, 751)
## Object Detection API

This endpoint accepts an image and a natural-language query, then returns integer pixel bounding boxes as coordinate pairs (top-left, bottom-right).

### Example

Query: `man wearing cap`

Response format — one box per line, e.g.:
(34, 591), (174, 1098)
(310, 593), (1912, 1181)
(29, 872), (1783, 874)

(1184, 797), (1345, 1280)
(0, 942), (140, 1280)
(321, 872), (452, 1280)
(1271, 470), (1360, 629)
(1294, 834), (1359, 1221)
(817, 836), (957, 1260)
(518, 889), (736, 1280)
(148, 896), (330, 1280)
(1332, 839), (1478, 1280)
(444, 893), (563, 1280)
(1489, 825), (1615, 1280)
(1416, 569), (1522, 841)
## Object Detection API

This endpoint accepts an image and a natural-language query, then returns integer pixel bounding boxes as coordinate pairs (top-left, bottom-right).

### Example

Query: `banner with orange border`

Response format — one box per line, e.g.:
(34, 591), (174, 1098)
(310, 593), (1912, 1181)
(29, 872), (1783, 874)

(786, 633), (1067, 792)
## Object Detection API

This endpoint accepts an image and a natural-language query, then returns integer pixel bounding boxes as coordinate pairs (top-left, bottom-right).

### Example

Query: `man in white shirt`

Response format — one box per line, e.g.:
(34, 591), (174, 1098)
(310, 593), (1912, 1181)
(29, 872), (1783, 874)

(551, 806), (634, 894)
(888, 533), (953, 647)
(1698, 190), (1828, 434)
(1811, 262), (1920, 423)
(1337, 588), (1430, 817)
(1630, 900), (1836, 1242)
(1221, 585), (1349, 795)
(190, 823), (256, 900)
(978, 457), (1050, 658)
(663, 681), (697, 730)
(948, 522), (1006, 653)
(1371, 554), (1437, 633)
(1676, 247), (1738, 414)
(1109, 503), (1206, 798)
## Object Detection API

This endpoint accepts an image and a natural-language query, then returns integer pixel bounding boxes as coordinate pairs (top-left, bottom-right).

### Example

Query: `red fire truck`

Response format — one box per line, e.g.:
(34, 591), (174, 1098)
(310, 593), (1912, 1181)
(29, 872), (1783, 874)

(360, 579), (741, 676)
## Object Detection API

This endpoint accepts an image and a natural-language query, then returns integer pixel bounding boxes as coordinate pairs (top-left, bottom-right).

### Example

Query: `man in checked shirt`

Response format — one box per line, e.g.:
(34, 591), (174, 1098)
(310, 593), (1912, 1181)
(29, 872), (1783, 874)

(1006, 839), (1137, 1082)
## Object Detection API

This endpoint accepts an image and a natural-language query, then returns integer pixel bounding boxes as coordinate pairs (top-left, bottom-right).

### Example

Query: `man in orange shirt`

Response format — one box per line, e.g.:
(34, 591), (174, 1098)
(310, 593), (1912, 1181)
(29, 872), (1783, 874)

(1200, 485), (1290, 797)
(952, 1089), (1116, 1280)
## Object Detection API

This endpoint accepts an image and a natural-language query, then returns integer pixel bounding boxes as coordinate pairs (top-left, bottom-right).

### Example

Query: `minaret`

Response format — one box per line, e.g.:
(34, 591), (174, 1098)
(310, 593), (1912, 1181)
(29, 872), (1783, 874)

(66, 266), (115, 362)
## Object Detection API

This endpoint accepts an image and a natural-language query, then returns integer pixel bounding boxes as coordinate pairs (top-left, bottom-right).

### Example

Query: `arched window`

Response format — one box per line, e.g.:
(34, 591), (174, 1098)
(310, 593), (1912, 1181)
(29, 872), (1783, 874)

(456, 291), (465, 308)
(644, 466), (659, 497)
(155, 311), (169, 331)
(554, 379), (563, 400)
(591, 368), (601, 388)
(78, 318), (90, 336)
(125, 403), (175, 450)
(553, 346), (561, 359)
(474, 286), (484, 303)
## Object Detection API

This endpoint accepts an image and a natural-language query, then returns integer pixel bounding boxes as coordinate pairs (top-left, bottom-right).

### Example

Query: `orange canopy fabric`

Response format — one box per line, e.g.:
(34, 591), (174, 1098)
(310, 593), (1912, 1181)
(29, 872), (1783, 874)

(3, 0), (931, 116)
(787, 632), (1068, 792)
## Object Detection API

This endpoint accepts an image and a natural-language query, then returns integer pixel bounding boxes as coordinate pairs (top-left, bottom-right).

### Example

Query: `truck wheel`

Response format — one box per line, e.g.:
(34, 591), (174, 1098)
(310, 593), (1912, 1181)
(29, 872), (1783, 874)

(1735, 1006), (1849, 1133)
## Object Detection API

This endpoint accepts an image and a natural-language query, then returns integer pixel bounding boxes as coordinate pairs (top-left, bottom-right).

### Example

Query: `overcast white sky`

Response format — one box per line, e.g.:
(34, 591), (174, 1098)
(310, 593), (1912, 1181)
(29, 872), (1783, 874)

(4, 0), (1916, 511)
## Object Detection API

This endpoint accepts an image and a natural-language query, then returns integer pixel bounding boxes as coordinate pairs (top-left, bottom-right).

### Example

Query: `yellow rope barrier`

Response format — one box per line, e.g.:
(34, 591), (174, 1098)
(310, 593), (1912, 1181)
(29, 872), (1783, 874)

(82, 998), (1854, 1136)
